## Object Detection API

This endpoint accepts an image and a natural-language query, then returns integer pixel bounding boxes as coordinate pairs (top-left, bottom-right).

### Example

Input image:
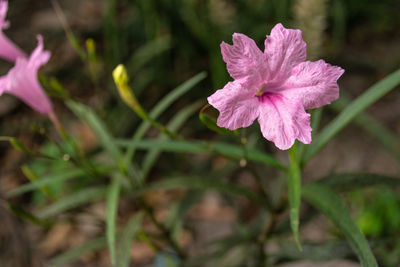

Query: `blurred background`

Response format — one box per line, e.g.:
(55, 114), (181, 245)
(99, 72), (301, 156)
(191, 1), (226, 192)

(0, 0), (400, 266)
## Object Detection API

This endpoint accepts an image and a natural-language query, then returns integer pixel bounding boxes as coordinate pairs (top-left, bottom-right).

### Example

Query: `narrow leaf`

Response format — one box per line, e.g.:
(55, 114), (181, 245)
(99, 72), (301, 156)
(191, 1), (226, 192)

(117, 139), (285, 170)
(116, 212), (144, 267)
(330, 93), (400, 162)
(67, 100), (121, 161)
(303, 69), (400, 164)
(7, 167), (113, 197)
(128, 38), (171, 72)
(21, 165), (54, 198)
(107, 174), (122, 266)
(38, 186), (107, 218)
(7, 204), (54, 226)
(142, 102), (202, 180)
(125, 72), (207, 162)
(50, 236), (107, 265)
(146, 176), (266, 208)
(302, 183), (378, 266)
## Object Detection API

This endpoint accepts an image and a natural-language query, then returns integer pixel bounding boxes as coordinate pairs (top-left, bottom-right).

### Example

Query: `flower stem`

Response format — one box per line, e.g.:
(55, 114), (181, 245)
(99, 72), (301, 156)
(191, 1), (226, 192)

(287, 142), (302, 250)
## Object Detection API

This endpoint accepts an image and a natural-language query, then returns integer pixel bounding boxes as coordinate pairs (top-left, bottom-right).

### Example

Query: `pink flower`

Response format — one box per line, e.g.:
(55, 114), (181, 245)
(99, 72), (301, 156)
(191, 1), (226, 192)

(0, 35), (53, 116)
(0, 0), (26, 62)
(208, 23), (344, 150)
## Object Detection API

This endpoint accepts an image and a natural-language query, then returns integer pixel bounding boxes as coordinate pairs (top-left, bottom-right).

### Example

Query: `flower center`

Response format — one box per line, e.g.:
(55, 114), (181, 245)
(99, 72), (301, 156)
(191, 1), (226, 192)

(255, 83), (266, 96)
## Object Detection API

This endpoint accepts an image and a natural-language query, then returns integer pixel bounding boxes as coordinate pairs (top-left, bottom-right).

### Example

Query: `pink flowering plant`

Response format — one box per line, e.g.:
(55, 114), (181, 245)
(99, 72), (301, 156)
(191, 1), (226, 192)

(2, 1), (400, 266)
(208, 23), (344, 150)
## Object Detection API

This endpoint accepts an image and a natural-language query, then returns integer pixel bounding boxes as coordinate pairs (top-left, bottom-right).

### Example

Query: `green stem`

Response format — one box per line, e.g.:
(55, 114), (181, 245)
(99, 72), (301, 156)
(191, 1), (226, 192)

(287, 142), (302, 250)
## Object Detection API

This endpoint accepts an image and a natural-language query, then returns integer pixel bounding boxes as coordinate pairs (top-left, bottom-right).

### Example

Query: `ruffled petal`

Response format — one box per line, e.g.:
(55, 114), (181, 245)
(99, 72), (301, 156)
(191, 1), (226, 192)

(221, 33), (265, 89)
(28, 35), (51, 70)
(208, 81), (259, 130)
(280, 60), (344, 110)
(257, 94), (311, 150)
(264, 23), (306, 82)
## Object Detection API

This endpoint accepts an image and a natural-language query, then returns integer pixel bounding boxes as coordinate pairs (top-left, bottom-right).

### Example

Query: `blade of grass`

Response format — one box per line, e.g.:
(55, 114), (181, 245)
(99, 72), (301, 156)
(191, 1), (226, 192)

(67, 100), (120, 160)
(50, 236), (107, 265)
(107, 173), (122, 266)
(7, 166), (114, 197)
(145, 176), (266, 208)
(124, 72), (207, 163)
(303, 68), (400, 164)
(118, 139), (285, 170)
(38, 186), (107, 218)
(141, 102), (202, 180)
(302, 183), (378, 266)
(21, 165), (54, 199)
(116, 212), (144, 267)
(330, 93), (400, 162)
(127, 38), (171, 73)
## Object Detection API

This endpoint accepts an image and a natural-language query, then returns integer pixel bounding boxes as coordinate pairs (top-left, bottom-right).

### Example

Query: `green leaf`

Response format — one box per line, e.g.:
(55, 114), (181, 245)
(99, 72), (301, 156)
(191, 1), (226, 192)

(124, 72), (207, 162)
(127, 38), (171, 73)
(199, 112), (238, 136)
(67, 100), (120, 160)
(330, 93), (400, 162)
(142, 102), (202, 180)
(303, 68), (400, 164)
(6, 204), (54, 227)
(50, 236), (107, 265)
(302, 183), (378, 266)
(116, 213), (144, 267)
(21, 165), (54, 198)
(38, 186), (107, 218)
(316, 173), (400, 192)
(117, 139), (285, 170)
(10, 138), (35, 155)
(287, 143), (302, 250)
(146, 176), (266, 208)
(107, 174), (122, 266)
(7, 166), (114, 198)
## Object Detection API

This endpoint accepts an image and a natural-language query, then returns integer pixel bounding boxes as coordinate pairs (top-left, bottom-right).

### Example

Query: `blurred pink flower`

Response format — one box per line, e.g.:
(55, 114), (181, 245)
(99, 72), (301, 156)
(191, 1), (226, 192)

(0, 35), (53, 116)
(208, 23), (344, 150)
(0, 0), (26, 62)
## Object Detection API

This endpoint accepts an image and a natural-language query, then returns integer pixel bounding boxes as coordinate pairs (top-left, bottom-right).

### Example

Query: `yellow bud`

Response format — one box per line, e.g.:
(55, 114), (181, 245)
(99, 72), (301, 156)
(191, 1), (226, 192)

(86, 38), (96, 55)
(113, 64), (129, 86)
(112, 64), (148, 120)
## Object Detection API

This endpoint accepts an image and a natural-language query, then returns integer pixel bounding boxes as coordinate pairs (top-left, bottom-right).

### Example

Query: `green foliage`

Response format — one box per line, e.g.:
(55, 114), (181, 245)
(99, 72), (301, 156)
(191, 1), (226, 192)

(107, 173), (122, 265)
(4, 0), (400, 266)
(303, 183), (378, 266)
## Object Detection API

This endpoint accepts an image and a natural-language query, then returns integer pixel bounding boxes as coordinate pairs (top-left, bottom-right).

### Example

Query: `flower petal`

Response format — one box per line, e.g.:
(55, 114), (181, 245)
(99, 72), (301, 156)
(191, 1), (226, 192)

(2, 36), (53, 115)
(28, 35), (51, 70)
(264, 23), (306, 82)
(208, 81), (259, 130)
(221, 33), (265, 89)
(258, 94), (311, 150)
(0, 0), (9, 29)
(0, 33), (27, 62)
(0, 0), (26, 62)
(280, 60), (345, 110)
